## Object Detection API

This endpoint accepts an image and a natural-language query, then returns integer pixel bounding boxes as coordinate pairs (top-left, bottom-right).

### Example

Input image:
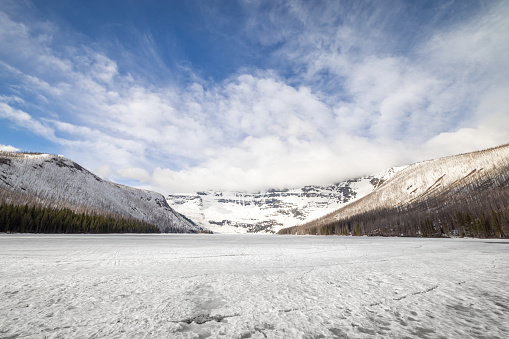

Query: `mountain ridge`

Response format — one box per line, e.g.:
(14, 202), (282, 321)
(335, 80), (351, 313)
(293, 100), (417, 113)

(166, 166), (405, 234)
(280, 143), (509, 237)
(4, 143), (508, 237)
(0, 151), (201, 233)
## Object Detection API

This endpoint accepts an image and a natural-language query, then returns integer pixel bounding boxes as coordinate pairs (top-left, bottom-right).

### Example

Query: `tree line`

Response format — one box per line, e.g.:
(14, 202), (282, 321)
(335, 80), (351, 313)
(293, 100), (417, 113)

(279, 206), (507, 238)
(0, 203), (162, 234)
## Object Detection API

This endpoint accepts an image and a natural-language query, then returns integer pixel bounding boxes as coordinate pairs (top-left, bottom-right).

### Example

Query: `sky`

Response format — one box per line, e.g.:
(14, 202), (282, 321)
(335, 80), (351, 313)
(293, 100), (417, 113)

(1, 0), (509, 194)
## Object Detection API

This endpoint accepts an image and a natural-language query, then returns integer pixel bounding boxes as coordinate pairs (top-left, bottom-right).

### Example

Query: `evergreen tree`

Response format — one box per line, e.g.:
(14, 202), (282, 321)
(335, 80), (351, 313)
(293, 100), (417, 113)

(0, 203), (161, 234)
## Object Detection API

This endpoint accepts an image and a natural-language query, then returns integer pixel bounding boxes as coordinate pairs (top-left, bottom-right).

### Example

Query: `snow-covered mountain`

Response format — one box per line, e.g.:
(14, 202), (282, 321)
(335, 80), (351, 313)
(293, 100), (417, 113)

(287, 143), (509, 236)
(166, 167), (405, 234)
(0, 152), (200, 233)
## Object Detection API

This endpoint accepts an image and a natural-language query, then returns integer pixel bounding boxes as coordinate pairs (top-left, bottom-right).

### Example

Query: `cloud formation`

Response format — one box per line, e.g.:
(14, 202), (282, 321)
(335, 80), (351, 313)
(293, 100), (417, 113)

(0, 144), (20, 152)
(1, 1), (508, 193)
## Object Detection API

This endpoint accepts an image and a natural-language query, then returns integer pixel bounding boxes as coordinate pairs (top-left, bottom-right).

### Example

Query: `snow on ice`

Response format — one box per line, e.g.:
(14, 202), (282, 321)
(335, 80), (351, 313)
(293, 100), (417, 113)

(1, 234), (508, 338)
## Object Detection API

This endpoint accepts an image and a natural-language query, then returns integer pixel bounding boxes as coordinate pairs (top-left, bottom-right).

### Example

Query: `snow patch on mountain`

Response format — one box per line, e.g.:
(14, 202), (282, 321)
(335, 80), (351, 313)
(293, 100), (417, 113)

(167, 167), (405, 234)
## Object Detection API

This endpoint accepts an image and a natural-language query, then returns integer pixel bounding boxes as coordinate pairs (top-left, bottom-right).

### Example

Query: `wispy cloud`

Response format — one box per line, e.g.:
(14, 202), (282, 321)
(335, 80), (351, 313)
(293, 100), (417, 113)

(1, 1), (508, 193)
(0, 102), (56, 140)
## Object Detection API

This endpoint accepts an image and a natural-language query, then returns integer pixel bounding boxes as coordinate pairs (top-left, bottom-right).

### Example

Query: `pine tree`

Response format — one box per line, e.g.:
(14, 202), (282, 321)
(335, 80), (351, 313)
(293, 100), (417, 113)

(465, 212), (473, 237)
(491, 209), (504, 238)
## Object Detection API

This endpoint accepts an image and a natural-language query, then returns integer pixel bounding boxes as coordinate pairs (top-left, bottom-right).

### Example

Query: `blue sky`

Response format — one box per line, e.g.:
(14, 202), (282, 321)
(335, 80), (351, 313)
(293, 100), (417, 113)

(1, 0), (509, 193)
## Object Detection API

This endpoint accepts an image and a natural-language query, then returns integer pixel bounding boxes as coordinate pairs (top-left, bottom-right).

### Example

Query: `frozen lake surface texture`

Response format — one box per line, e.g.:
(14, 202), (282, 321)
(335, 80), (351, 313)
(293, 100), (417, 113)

(1, 235), (508, 338)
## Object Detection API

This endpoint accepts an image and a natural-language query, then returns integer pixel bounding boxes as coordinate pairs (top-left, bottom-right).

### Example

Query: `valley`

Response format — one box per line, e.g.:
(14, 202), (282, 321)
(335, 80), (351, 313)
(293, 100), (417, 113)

(2, 144), (509, 237)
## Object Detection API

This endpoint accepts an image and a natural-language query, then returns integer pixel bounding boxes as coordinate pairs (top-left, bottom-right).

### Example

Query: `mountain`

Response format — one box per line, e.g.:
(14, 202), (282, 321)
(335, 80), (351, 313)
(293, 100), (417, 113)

(280, 144), (509, 237)
(166, 167), (405, 234)
(0, 152), (201, 233)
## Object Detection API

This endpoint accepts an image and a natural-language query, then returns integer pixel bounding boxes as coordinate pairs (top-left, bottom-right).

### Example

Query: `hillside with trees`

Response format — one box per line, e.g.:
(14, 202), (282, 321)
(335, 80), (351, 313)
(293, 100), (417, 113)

(0, 152), (201, 233)
(279, 144), (509, 238)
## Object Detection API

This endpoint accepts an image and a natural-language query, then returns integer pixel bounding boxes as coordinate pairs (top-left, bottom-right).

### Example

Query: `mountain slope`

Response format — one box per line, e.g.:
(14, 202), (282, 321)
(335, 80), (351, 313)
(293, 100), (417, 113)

(0, 152), (200, 233)
(166, 167), (404, 234)
(281, 144), (509, 237)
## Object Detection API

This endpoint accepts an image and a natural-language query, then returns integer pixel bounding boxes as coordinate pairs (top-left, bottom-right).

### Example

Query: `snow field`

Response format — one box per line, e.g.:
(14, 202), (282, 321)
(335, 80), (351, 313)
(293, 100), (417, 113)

(1, 235), (508, 338)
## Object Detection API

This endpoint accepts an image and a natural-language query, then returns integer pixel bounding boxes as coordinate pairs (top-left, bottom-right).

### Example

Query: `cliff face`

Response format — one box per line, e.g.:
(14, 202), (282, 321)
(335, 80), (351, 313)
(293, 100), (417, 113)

(167, 167), (404, 234)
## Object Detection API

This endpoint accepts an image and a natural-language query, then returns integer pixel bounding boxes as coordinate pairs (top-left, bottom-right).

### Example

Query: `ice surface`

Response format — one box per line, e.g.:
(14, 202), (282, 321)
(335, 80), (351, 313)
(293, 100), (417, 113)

(1, 235), (508, 338)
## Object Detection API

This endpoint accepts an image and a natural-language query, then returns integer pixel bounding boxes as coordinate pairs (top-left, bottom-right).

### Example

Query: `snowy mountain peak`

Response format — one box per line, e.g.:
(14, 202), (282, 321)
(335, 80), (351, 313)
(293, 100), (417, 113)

(166, 167), (405, 234)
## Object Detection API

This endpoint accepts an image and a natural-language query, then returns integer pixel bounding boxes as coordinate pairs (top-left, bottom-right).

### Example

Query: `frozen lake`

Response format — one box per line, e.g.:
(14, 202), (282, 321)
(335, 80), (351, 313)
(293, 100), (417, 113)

(1, 235), (508, 338)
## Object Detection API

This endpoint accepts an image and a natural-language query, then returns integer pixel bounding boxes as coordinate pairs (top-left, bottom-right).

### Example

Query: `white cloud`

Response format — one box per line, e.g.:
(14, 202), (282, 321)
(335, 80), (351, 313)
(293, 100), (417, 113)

(1, 2), (508, 194)
(0, 144), (19, 152)
(94, 165), (112, 180)
(0, 102), (56, 140)
(422, 87), (509, 158)
(147, 133), (410, 193)
(116, 167), (152, 184)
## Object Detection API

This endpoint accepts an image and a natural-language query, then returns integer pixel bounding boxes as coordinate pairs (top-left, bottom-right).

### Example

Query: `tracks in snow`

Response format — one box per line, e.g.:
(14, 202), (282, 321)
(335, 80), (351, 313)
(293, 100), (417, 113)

(368, 284), (439, 307)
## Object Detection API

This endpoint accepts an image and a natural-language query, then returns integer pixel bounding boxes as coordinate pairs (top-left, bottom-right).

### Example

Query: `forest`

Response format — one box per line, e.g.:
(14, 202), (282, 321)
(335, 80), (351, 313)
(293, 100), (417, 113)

(0, 203), (162, 234)
(278, 204), (508, 238)
(279, 166), (509, 238)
